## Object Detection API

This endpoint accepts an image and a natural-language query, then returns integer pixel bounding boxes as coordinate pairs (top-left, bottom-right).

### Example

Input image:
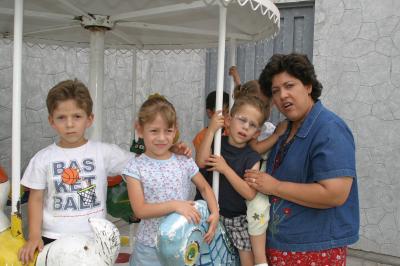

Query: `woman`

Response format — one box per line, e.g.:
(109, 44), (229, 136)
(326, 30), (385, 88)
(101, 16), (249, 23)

(244, 53), (359, 265)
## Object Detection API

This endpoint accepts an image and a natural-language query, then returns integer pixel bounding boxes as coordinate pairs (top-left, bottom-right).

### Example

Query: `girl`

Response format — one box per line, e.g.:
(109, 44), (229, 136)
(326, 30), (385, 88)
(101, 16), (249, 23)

(123, 96), (219, 266)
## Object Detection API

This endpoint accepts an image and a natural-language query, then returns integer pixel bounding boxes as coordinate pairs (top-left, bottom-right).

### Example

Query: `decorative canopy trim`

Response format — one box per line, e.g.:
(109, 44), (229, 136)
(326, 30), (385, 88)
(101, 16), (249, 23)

(204, 0), (280, 38)
(0, 38), (205, 55)
(0, 0), (280, 49)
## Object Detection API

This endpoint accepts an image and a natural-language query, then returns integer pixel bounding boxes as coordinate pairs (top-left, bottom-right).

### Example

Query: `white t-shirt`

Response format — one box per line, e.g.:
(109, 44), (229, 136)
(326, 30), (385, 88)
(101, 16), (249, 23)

(21, 140), (133, 239)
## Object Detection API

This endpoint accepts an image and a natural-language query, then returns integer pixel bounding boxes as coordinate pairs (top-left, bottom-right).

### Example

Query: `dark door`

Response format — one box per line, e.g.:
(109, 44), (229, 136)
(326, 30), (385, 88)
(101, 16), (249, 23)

(205, 1), (315, 124)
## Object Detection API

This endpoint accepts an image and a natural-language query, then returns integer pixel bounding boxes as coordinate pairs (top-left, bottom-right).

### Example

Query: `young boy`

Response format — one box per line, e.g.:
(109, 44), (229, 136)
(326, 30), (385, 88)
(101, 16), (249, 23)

(192, 90), (230, 153)
(18, 79), (134, 264)
(196, 95), (270, 266)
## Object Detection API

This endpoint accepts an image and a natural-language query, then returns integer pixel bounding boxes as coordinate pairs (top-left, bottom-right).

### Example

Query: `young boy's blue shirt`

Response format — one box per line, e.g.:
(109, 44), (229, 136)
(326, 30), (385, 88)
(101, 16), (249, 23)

(201, 136), (261, 218)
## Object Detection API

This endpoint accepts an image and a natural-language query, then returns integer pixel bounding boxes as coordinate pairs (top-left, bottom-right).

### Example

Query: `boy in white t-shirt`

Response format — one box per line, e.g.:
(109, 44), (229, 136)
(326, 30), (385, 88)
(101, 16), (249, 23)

(18, 79), (134, 264)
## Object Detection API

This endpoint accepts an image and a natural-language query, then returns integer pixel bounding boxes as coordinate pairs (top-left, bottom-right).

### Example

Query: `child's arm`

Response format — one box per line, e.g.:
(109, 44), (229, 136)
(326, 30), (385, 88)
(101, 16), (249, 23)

(229, 66), (241, 87)
(191, 172), (219, 244)
(249, 120), (288, 154)
(18, 189), (44, 264)
(195, 111), (225, 168)
(206, 155), (259, 201)
(170, 141), (192, 158)
(125, 176), (201, 223)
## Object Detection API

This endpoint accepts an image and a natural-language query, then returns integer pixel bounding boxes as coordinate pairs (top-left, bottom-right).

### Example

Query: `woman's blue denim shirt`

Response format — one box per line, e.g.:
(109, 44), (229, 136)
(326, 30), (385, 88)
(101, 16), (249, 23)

(266, 101), (359, 252)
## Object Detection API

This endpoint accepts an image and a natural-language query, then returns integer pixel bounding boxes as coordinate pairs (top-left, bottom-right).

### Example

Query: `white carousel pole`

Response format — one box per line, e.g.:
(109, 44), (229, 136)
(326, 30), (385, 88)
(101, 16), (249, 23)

(88, 28), (106, 141)
(212, 4), (227, 200)
(81, 15), (112, 141)
(228, 38), (236, 110)
(11, 0), (23, 217)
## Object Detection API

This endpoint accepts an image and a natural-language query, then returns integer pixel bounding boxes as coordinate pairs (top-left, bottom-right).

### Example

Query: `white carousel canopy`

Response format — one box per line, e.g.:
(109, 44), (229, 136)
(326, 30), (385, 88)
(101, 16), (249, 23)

(4, 0), (280, 214)
(0, 0), (280, 49)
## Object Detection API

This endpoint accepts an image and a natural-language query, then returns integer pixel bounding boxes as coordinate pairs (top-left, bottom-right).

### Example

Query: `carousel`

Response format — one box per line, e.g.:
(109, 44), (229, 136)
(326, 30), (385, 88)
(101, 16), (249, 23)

(0, 0), (280, 265)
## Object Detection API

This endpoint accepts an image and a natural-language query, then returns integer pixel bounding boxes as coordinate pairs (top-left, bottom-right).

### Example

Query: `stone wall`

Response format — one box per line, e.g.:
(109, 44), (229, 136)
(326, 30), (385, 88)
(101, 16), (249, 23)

(134, 50), (205, 149)
(0, 41), (205, 179)
(0, 40), (12, 175)
(313, 0), (400, 257)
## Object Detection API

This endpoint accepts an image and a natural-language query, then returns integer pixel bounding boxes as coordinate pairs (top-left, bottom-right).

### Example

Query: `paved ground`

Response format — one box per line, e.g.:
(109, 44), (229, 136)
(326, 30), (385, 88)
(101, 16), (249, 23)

(113, 219), (397, 266)
(347, 257), (393, 266)
(7, 206), (394, 266)
(114, 218), (132, 266)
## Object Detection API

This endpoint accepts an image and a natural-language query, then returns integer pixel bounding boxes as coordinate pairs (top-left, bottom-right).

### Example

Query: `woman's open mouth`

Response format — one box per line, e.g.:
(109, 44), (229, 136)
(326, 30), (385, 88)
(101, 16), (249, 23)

(282, 102), (293, 110)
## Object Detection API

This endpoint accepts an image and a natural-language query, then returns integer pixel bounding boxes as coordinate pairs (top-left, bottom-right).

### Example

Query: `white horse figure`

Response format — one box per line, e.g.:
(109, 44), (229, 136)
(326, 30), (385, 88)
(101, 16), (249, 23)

(0, 176), (120, 265)
(0, 179), (10, 233)
(36, 217), (120, 266)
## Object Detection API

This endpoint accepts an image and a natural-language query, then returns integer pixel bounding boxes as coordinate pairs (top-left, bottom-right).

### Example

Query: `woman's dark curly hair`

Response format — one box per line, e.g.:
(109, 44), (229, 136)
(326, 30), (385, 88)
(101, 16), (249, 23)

(258, 53), (322, 102)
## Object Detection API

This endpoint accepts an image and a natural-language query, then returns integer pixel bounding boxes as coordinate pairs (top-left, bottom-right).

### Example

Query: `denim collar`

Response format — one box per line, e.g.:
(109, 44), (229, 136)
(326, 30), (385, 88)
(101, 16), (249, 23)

(295, 100), (324, 139)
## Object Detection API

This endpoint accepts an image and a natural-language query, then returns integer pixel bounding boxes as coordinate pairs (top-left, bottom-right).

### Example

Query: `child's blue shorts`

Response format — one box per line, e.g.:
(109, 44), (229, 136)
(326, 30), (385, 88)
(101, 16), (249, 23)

(130, 242), (163, 266)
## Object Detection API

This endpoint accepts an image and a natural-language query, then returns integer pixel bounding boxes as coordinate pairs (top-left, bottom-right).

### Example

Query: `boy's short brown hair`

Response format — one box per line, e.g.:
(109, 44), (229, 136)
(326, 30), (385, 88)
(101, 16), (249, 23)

(230, 95), (268, 127)
(46, 79), (93, 116)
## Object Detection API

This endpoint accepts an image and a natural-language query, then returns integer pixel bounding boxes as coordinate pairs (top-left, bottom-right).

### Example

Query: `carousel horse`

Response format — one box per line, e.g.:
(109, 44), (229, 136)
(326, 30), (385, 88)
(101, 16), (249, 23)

(107, 174), (133, 223)
(0, 166), (36, 265)
(0, 166), (10, 232)
(0, 167), (120, 265)
(157, 200), (240, 266)
(36, 217), (120, 266)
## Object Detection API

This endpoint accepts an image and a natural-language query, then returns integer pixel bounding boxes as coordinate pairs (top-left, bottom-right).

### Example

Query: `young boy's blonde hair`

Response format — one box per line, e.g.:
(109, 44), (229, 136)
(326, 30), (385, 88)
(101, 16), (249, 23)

(230, 95), (268, 126)
(233, 80), (260, 99)
(46, 79), (93, 116)
(234, 80), (272, 119)
(137, 94), (177, 128)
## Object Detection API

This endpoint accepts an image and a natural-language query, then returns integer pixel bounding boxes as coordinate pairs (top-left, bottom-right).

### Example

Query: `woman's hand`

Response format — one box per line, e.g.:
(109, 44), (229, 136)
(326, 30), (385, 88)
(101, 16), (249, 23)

(205, 154), (229, 175)
(174, 200), (201, 224)
(203, 212), (219, 244)
(244, 169), (280, 195)
(18, 237), (43, 264)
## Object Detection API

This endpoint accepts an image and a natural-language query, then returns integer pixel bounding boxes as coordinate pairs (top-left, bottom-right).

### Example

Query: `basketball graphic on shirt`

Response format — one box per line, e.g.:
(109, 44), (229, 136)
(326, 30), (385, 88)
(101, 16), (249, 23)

(61, 167), (80, 185)
(78, 184), (97, 206)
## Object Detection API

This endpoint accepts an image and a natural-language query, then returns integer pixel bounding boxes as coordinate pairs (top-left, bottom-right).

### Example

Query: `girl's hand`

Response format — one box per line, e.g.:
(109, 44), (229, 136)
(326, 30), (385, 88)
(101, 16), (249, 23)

(171, 141), (192, 158)
(209, 111), (225, 133)
(174, 200), (201, 224)
(18, 237), (44, 264)
(205, 154), (229, 175)
(244, 169), (280, 195)
(203, 212), (219, 244)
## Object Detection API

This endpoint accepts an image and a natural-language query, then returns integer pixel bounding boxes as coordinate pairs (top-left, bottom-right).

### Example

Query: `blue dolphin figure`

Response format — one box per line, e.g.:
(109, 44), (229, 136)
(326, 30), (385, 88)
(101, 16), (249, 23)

(157, 200), (240, 266)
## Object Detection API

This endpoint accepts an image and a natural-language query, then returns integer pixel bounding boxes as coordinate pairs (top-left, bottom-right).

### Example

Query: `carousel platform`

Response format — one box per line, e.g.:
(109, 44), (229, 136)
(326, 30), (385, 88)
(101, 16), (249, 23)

(8, 203), (392, 266)
(110, 215), (391, 266)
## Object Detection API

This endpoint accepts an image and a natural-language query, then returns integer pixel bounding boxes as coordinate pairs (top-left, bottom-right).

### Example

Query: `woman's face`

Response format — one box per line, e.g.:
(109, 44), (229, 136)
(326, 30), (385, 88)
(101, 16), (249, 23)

(271, 71), (314, 124)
